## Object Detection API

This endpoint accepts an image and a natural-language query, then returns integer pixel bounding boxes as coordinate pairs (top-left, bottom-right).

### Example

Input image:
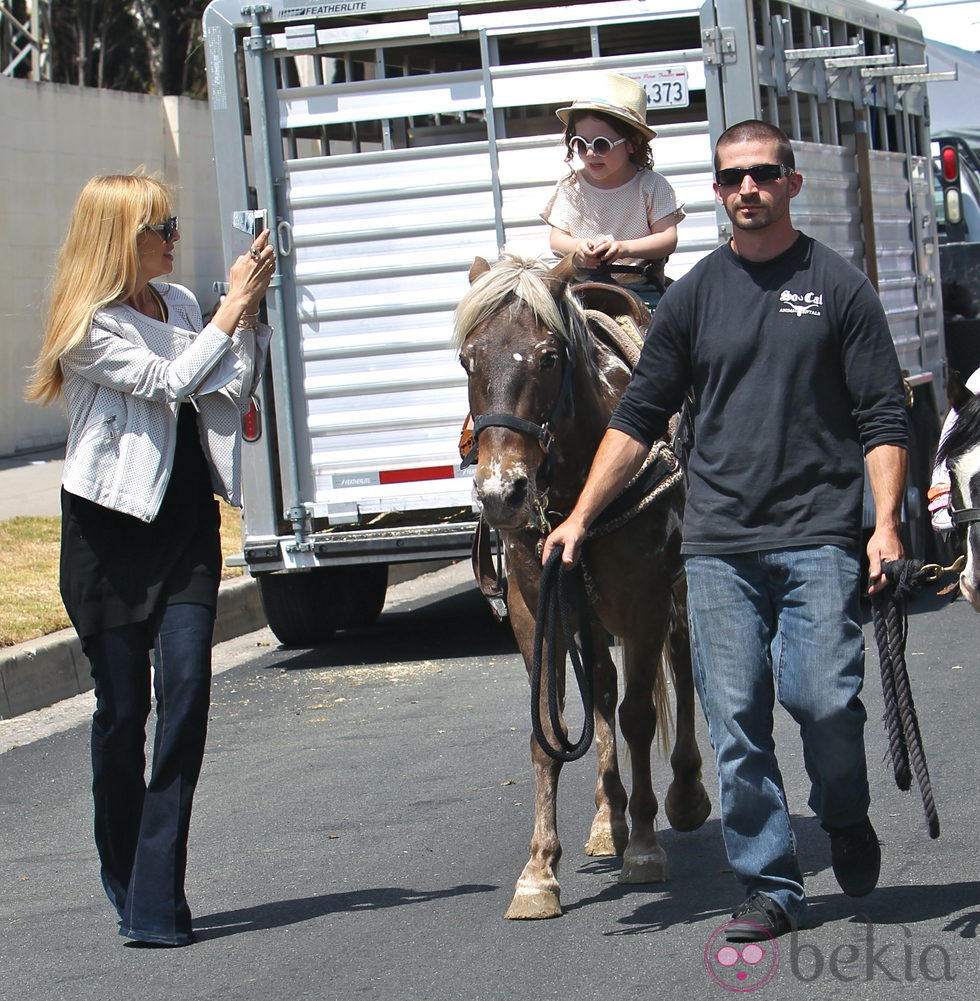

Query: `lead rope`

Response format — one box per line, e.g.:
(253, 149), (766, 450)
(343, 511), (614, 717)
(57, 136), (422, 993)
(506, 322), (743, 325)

(870, 558), (940, 839)
(530, 546), (596, 762)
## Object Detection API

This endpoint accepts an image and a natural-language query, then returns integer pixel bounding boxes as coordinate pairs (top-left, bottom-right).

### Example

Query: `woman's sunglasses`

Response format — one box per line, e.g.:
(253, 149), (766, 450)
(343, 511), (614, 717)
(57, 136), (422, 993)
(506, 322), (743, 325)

(569, 135), (627, 158)
(142, 216), (179, 242)
(715, 164), (794, 186)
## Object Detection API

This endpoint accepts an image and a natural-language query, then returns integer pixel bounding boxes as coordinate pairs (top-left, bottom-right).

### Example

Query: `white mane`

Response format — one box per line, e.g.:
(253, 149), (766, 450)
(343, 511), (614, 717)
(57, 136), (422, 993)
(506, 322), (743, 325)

(452, 255), (595, 376)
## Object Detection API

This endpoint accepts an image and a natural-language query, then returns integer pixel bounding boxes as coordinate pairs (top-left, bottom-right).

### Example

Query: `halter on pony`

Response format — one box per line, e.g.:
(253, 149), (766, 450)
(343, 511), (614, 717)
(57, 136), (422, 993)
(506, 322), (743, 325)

(937, 379), (980, 532)
(458, 347), (575, 472)
(454, 255), (595, 523)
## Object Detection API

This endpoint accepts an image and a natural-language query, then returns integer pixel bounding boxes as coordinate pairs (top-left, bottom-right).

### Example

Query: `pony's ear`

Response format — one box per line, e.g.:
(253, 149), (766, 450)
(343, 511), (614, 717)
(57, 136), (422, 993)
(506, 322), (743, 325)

(469, 257), (492, 284)
(542, 253), (576, 302)
(948, 369), (973, 413)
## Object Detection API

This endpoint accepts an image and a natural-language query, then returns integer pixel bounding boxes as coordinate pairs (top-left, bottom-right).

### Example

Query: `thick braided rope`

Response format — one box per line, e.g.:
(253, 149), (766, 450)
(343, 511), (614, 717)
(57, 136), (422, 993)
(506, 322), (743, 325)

(871, 559), (941, 839)
(872, 595), (911, 789)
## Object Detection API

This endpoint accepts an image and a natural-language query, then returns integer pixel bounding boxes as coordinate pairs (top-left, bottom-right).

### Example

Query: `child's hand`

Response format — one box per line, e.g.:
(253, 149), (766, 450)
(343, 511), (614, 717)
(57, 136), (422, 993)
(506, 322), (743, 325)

(593, 237), (629, 262)
(573, 239), (602, 269)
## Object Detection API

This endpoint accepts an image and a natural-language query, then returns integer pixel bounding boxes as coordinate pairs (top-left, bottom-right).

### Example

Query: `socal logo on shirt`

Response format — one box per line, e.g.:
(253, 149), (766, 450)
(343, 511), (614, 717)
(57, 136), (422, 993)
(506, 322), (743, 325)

(779, 289), (824, 317)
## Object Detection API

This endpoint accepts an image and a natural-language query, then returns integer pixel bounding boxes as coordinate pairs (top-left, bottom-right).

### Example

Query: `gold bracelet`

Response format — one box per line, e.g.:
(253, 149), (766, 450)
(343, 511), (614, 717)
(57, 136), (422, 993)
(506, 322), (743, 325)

(236, 311), (260, 330)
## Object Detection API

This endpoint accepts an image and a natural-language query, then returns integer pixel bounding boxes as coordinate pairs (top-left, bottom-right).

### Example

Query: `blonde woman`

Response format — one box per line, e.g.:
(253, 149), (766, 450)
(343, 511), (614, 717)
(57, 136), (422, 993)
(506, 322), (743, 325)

(28, 174), (274, 947)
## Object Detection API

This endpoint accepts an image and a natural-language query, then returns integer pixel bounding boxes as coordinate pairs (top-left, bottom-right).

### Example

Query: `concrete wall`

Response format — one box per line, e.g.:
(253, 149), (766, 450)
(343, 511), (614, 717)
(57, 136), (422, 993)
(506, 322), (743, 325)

(1, 77), (224, 457)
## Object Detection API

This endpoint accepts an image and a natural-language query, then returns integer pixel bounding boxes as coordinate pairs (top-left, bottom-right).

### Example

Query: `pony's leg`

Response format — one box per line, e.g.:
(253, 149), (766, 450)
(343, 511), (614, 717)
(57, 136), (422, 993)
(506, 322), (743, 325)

(617, 601), (670, 884)
(664, 576), (712, 831)
(585, 633), (629, 857)
(504, 583), (566, 920)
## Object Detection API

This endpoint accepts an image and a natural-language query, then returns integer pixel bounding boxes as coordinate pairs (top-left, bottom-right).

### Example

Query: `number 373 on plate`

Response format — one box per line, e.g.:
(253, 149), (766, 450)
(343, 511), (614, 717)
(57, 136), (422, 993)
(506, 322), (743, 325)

(631, 67), (690, 109)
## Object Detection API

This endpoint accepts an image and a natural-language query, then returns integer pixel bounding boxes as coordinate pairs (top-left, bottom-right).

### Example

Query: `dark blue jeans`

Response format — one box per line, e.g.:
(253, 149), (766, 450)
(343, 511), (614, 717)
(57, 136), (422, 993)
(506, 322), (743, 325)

(684, 547), (869, 922)
(84, 602), (214, 945)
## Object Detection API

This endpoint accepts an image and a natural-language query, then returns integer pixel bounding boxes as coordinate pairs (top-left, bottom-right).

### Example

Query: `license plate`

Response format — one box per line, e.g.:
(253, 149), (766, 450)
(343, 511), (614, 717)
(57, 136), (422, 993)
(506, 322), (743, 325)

(629, 67), (690, 110)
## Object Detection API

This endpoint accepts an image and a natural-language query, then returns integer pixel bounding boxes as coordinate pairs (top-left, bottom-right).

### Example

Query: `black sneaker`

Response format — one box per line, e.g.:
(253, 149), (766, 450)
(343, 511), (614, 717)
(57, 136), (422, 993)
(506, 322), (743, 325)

(726, 892), (793, 942)
(825, 816), (881, 897)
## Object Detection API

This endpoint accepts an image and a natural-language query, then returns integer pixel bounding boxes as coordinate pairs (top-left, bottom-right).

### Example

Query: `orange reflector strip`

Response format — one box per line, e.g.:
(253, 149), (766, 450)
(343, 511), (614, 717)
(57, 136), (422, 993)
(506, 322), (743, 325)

(379, 466), (455, 484)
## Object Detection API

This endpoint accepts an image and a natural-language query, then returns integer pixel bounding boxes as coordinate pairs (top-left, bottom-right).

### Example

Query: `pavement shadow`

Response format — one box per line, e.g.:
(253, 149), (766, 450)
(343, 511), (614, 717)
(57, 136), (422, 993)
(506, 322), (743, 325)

(903, 588), (962, 619)
(268, 586), (519, 671)
(561, 814), (980, 940)
(804, 881), (980, 937)
(562, 817), (739, 932)
(273, 567), (969, 672)
(193, 882), (498, 941)
(859, 587), (960, 625)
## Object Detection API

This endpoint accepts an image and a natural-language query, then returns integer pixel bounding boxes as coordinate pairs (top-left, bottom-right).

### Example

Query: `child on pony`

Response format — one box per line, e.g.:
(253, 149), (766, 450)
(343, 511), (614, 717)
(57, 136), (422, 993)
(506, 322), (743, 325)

(541, 71), (684, 305)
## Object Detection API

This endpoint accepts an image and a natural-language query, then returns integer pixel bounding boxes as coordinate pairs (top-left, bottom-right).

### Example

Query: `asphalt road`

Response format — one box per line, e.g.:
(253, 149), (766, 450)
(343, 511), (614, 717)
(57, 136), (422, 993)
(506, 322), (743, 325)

(1, 563), (977, 1001)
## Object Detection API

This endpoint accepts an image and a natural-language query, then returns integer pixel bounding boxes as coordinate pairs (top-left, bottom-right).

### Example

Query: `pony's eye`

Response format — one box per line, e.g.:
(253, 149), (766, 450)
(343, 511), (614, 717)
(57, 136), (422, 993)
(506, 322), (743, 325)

(540, 351), (559, 371)
(460, 355), (473, 374)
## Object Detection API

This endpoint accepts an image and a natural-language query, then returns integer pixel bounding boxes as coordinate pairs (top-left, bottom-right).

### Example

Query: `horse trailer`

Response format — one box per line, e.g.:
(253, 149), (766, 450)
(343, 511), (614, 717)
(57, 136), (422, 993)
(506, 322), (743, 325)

(203, 0), (948, 644)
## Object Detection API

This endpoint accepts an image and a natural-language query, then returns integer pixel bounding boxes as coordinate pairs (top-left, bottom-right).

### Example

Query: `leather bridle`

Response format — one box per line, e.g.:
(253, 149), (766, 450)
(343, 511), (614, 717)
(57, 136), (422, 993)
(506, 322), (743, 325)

(460, 341), (576, 481)
(951, 504), (980, 527)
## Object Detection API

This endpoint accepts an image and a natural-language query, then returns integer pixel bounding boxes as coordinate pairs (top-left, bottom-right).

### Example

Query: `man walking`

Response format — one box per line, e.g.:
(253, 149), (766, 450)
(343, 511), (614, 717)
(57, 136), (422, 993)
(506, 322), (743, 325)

(543, 120), (908, 942)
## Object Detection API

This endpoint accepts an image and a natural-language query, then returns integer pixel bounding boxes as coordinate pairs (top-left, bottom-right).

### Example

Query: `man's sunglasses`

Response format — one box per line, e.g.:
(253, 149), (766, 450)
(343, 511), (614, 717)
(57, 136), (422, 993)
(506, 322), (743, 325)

(569, 135), (627, 158)
(142, 216), (179, 242)
(715, 164), (794, 186)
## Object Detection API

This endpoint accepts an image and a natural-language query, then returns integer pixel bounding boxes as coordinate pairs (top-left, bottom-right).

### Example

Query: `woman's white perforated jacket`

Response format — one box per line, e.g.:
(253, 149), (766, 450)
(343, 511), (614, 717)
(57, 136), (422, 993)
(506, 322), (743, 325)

(60, 282), (271, 522)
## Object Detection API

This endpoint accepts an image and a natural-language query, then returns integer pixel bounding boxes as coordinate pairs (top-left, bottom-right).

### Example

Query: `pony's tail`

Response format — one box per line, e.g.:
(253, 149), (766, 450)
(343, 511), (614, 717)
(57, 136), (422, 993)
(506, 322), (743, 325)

(653, 580), (689, 757)
(654, 654), (674, 758)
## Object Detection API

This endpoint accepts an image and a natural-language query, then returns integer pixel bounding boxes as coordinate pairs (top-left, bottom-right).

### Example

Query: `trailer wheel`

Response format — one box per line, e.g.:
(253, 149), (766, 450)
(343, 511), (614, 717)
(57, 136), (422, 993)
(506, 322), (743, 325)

(258, 564), (389, 646)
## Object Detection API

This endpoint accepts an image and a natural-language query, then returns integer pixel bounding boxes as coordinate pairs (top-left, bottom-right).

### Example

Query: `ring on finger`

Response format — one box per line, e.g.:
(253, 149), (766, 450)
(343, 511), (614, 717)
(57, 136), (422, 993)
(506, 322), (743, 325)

(250, 248), (261, 262)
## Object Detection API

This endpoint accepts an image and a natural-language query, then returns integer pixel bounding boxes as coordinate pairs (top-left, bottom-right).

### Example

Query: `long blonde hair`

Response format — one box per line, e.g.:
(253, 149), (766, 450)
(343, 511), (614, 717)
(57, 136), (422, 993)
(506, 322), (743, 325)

(26, 173), (173, 405)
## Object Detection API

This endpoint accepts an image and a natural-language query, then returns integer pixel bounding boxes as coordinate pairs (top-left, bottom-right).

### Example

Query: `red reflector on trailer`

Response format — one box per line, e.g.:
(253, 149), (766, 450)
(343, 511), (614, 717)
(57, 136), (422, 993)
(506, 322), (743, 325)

(941, 145), (959, 182)
(242, 396), (262, 442)
(379, 466), (455, 484)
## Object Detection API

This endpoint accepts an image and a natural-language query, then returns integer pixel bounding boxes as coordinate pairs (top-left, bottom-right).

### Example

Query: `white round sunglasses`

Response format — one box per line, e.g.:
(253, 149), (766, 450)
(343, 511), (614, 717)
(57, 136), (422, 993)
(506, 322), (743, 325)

(569, 135), (627, 158)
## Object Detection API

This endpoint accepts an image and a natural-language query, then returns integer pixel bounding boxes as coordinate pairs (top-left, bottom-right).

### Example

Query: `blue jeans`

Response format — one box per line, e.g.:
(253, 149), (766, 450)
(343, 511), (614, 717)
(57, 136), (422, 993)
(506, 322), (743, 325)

(684, 547), (870, 921)
(84, 602), (214, 946)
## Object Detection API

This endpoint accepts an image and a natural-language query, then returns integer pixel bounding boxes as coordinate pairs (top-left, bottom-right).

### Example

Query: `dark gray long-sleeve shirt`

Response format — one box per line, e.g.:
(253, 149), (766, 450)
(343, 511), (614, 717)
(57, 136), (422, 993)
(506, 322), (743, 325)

(609, 234), (909, 554)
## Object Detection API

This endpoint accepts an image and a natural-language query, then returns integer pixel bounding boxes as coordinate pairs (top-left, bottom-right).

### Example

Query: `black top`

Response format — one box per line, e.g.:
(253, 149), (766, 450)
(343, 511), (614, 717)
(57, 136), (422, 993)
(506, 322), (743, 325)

(609, 234), (909, 554)
(60, 404), (221, 641)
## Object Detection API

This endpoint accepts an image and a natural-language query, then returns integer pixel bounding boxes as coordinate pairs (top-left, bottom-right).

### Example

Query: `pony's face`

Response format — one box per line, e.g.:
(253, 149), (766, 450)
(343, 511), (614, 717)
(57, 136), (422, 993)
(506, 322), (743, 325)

(459, 304), (568, 531)
(948, 444), (980, 610)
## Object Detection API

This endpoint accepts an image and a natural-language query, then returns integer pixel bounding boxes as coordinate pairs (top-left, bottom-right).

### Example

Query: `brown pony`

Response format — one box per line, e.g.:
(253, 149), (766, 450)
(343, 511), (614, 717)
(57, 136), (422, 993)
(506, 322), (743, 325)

(454, 254), (710, 919)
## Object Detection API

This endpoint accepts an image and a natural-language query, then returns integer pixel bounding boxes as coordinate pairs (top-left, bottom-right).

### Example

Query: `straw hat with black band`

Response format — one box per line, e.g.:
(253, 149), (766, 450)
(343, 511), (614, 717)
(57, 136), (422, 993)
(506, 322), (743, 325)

(556, 72), (656, 140)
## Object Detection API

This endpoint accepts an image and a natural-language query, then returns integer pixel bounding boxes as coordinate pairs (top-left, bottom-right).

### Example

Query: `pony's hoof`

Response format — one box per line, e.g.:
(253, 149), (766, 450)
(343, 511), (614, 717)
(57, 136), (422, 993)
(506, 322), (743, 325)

(585, 819), (629, 857)
(505, 886), (562, 920)
(665, 783), (711, 832)
(618, 846), (669, 884)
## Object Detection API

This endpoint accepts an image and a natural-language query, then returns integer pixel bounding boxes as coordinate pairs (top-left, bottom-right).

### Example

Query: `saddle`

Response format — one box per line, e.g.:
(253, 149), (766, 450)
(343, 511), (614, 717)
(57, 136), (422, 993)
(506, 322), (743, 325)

(574, 280), (651, 331)
(573, 281), (651, 370)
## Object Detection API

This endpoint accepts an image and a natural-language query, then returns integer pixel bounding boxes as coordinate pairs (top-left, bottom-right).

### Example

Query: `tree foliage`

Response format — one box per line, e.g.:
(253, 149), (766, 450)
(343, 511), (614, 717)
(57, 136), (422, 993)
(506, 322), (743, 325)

(45, 1), (209, 96)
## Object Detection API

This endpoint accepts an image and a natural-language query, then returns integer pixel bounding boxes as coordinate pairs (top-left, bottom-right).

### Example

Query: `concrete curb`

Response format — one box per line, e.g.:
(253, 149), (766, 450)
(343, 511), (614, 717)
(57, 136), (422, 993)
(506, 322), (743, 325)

(0, 577), (266, 719)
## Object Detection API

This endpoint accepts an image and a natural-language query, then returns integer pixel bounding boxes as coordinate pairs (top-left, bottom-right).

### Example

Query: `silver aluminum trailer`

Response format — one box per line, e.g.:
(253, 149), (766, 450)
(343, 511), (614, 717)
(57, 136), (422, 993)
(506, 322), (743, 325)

(202, 0), (946, 644)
